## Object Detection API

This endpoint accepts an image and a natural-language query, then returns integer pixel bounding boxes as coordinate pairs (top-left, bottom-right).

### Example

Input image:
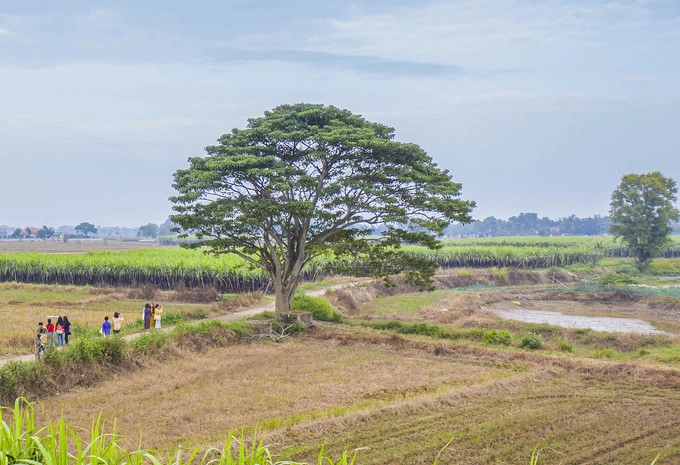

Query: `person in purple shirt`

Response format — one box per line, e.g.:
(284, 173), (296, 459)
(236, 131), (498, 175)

(101, 316), (111, 337)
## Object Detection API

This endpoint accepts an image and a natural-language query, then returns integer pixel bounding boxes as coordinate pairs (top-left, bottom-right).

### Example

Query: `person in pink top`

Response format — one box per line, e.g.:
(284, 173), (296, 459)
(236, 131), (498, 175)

(55, 316), (65, 347)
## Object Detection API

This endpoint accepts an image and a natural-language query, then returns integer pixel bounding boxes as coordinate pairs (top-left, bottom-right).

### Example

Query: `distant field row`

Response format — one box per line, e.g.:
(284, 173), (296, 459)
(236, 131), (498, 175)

(0, 237), (679, 290)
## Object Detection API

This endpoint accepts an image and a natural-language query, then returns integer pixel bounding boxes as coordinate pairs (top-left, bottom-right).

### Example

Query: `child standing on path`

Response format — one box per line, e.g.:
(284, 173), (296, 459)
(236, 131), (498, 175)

(101, 316), (111, 337)
(112, 312), (124, 335)
(36, 322), (47, 358)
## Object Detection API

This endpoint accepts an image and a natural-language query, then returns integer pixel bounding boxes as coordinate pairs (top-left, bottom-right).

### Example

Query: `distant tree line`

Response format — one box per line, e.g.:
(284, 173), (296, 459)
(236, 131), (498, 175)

(2, 215), (678, 240)
(446, 213), (615, 237)
(0, 219), (177, 239)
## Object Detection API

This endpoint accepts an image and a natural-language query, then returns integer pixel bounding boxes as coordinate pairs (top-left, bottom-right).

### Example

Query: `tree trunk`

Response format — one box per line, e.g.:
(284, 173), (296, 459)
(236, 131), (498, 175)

(273, 277), (297, 321)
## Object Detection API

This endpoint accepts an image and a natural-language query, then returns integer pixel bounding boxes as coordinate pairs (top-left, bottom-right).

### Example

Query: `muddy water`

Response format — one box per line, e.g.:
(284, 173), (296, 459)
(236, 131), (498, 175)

(490, 308), (671, 335)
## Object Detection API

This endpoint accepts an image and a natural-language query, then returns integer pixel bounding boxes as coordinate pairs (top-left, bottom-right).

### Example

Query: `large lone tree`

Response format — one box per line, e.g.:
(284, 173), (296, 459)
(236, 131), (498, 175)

(171, 103), (475, 318)
(609, 171), (679, 269)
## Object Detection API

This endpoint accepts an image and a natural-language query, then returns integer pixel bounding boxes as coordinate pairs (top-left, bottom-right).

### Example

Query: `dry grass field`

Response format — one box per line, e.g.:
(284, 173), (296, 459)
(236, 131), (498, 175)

(3, 268), (680, 463)
(30, 328), (680, 464)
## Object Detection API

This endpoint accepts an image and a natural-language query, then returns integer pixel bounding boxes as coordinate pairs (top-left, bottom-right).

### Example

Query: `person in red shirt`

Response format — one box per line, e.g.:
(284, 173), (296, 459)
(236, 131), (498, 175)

(46, 318), (56, 347)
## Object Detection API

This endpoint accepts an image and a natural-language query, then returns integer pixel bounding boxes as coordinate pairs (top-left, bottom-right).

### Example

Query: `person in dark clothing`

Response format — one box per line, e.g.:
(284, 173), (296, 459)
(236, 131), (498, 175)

(63, 316), (71, 345)
(143, 303), (152, 330)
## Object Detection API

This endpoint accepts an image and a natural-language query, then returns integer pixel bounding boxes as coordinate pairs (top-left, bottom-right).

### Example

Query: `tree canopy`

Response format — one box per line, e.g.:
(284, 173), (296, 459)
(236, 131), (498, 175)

(137, 223), (160, 239)
(609, 171), (679, 268)
(37, 225), (55, 239)
(75, 222), (97, 236)
(171, 103), (474, 317)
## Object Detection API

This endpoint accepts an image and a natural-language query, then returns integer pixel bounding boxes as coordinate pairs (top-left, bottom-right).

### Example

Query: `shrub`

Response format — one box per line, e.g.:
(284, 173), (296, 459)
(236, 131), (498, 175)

(66, 335), (125, 364)
(369, 321), (406, 332)
(641, 336), (658, 347)
(408, 322), (444, 337)
(364, 321), (448, 338)
(467, 328), (487, 341)
(483, 330), (512, 346)
(127, 330), (169, 355)
(574, 328), (594, 344)
(490, 267), (508, 283)
(557, 339), (574, 353)
(519, 333), (544, 350)
(160, 311), (185, 326)
(594, 347), (617, 359)
(292, 293), (343, 323)
(597, 273), (637, 286)
(0, 362), (34, 402)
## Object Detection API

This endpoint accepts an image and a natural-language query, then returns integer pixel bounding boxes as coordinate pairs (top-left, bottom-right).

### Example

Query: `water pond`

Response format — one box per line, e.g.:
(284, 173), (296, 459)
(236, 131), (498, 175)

(490, 307), (671, 335)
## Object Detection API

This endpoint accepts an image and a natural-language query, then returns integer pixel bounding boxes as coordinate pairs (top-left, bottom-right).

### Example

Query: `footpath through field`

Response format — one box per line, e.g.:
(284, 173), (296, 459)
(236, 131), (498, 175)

(0, 283), (355, 367)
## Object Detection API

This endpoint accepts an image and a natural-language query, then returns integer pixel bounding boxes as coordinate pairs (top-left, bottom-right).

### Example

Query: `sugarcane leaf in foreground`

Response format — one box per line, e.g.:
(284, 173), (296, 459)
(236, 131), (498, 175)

(171, 103), (475, 317)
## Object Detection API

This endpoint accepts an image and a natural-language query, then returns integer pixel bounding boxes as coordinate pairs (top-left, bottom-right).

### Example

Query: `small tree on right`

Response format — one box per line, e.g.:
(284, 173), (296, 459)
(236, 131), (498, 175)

(609, 171), (679, 269)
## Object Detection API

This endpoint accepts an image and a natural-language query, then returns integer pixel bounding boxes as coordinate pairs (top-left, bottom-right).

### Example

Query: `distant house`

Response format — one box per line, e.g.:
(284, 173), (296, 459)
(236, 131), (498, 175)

(20, 227), (39, 238)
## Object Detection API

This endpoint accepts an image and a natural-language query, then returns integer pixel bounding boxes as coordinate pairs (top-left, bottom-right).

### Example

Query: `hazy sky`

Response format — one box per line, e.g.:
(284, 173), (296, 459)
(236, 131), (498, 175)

(1, 0), (679, 228)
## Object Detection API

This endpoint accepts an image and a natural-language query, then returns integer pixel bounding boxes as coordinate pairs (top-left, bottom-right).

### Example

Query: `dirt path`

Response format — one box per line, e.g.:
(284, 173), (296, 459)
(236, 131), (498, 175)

(0, 283), (354, 367)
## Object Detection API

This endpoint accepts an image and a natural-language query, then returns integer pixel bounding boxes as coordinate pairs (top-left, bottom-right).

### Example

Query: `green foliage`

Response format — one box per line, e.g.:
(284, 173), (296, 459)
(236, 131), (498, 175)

(490, 266), (509, 283)
(597, 273), (637, 286)
(170, 103), (474, 314)
(483, 330), (512, 346)
(594, 347), (617, 359)
(574, 328), (594, 344)
(127, 330), (169, 355)
(0, 398), (360, 465)
(67, 335), (126, 364)
(75, 221), (97, 236)
(174, 319), (224, 336)
(160, 311), (186, 326)
(0, 363), (35, 402)
(557, 339), (574, 353)
(648, 258), (680, 276)
(367, 321), (447, 338)
(0, 248), (268, 292)
(519, 333), (544, 350)
(292, 293), (343, 323)
(609, 171), (680, 268)
(137, 222), (160, 238)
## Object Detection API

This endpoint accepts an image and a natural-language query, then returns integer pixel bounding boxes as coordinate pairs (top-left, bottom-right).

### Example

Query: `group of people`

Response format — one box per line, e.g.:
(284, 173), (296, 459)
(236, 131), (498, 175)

(36, 303), (164, 357)
(142, 303), (163, 330)
(36, 316), (71, 356)
(100, 312), (125, 337)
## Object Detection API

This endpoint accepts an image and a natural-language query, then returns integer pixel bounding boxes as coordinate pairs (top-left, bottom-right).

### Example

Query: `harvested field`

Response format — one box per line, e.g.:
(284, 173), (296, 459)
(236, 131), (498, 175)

(4, 269), (680, 463)
(32, 329), (680, 464)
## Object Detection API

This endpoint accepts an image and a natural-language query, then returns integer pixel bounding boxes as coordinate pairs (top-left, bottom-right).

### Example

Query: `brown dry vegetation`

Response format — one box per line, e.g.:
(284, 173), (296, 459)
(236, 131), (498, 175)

(5, 268), (680, 463)
(30, 328), (680, 464)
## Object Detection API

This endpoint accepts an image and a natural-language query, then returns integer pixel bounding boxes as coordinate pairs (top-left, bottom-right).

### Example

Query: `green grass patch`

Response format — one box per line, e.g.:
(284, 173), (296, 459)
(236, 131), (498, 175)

(648, 258), (680, 276)
(292, 293), (343, 323)
(361, 290), (448, 316)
